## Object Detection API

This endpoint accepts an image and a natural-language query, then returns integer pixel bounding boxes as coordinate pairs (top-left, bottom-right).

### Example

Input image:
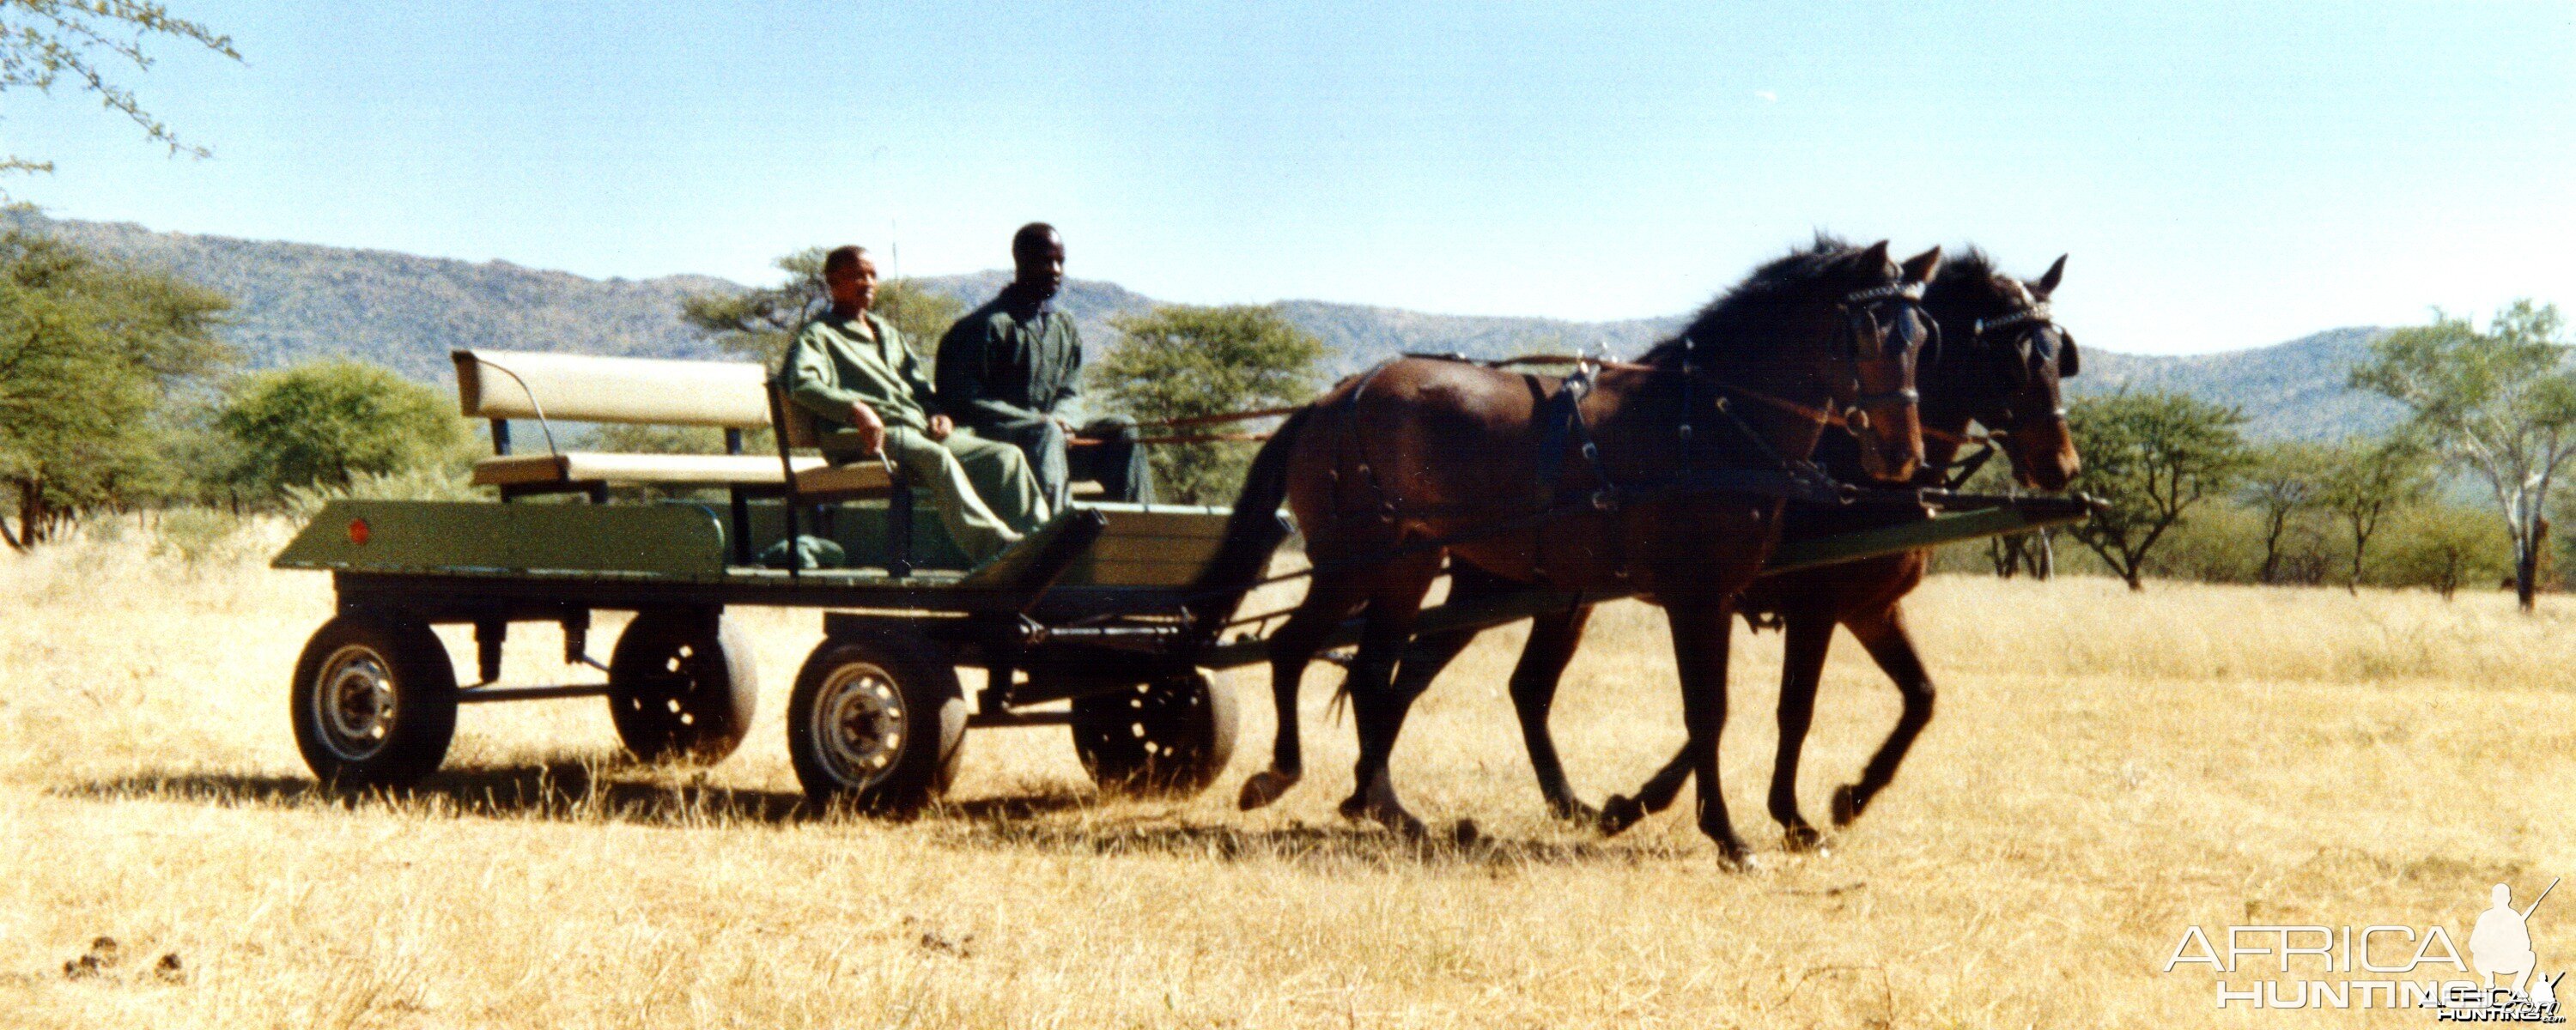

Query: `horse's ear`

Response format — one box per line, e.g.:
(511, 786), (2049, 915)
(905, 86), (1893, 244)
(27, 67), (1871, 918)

(1900, 245), (1943, 285)
(1854, 239), (1891, 274)
(2034, 254), (2067, 298)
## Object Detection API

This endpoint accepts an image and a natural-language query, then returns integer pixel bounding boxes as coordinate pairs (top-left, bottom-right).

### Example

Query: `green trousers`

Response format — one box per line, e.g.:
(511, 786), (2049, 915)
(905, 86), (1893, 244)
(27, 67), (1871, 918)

(823, 427), (1050, 562)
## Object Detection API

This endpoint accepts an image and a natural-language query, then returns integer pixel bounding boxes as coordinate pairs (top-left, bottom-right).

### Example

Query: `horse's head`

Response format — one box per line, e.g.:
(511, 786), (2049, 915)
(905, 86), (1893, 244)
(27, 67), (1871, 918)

(1925, 252), (2081, 491)
(1650, 237), (1938, 483)
(1818, 240), (1940, 483)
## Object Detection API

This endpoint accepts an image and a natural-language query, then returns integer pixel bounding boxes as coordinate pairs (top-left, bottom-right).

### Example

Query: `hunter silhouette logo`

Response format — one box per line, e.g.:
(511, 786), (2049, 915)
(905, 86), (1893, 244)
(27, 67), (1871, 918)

(2473, 882), (2550, 999)
(2162, 876), (2565, 1018)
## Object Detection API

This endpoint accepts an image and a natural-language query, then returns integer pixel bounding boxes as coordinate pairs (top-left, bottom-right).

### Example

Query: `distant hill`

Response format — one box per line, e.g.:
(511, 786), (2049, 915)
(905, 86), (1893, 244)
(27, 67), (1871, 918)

(12, 213), (2406, 439)
(7, 211), (731, 382)
(2067, 326), (2404, 441)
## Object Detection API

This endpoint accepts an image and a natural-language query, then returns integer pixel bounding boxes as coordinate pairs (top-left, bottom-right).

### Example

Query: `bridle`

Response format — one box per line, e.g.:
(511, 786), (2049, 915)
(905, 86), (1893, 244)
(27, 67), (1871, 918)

(1833, 279), (1934, 431)
(1967, 296), (2074, 432)
(1915, 293), (2076, 488)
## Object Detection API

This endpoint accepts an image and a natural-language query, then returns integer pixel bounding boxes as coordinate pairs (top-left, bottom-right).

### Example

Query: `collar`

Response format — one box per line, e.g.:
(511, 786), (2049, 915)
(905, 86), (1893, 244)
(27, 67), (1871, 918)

(1000, 283), (1058, 321)
(823, 307), (884, 337)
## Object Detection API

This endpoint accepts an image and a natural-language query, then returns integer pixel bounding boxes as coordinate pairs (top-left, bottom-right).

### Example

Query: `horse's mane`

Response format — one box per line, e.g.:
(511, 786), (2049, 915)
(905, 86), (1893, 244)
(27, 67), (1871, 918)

(1637, 233), (1859, 368)
(1931, 245), (2002, 294)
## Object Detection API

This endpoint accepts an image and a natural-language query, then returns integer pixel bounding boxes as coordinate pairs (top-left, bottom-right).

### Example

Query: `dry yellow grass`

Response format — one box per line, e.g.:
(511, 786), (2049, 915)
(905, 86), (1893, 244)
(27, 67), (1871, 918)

(3, 524), (2573, 1027)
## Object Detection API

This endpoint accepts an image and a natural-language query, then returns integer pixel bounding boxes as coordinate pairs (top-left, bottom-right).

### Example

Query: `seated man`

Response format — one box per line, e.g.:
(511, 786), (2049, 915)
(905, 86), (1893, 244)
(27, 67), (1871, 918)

(786, 245), (1048, 561)
(937, 222), (1154, 510)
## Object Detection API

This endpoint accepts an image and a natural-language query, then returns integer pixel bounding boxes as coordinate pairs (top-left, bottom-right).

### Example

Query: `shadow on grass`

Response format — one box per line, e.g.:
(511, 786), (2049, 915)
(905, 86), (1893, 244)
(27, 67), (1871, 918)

(932, 799), (1692, 869)
(55, 768), (1694, 868)
(54, 760), (811, 827)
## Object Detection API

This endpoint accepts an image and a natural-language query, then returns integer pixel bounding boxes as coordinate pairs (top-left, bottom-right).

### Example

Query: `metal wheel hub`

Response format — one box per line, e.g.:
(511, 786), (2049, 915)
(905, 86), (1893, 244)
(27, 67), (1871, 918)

(316, 645), (398, 760)
(813, 663), (906, 788)
(629, 642), (709, 724)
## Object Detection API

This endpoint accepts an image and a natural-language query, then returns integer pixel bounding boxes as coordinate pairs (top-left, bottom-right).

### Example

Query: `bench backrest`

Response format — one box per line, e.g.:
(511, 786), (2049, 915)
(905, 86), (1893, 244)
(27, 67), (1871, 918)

(453, 349), (771, 428)
(768, 380), (829, 451)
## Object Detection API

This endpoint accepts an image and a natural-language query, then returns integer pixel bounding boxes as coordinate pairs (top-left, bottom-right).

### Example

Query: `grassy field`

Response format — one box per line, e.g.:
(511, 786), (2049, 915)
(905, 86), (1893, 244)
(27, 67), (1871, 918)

(2, 524), (2572, 1027)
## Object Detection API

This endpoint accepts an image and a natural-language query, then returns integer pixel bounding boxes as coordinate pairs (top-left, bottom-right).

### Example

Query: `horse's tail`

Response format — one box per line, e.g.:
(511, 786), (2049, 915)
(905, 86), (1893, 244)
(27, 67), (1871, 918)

(1187, 404), (1315, 645)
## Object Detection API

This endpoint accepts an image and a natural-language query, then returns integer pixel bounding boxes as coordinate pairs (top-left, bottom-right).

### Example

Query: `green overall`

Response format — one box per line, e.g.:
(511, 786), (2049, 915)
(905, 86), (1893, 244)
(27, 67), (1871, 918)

(784, 310), (1048, 560)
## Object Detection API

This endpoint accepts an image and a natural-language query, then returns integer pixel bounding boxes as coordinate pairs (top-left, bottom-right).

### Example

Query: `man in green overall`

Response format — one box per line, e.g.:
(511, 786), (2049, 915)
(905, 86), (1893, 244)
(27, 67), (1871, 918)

(937, 223), (1154, 510)
(785, 245), (1048, 561)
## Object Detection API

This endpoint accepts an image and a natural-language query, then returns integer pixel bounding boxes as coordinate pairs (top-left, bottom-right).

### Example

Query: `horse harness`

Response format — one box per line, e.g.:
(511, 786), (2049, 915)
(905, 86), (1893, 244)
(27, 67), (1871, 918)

(1326, 280), (1934, 560)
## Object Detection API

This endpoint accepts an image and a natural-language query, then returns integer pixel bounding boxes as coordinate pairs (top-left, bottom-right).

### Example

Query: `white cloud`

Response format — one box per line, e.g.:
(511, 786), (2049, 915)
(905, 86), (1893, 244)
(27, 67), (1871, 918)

(1754, 89), (1777, 102)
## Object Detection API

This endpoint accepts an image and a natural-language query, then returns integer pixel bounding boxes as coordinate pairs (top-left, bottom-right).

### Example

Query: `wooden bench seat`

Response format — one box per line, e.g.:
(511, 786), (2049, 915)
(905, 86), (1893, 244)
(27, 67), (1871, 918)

(472, 452), (812, 488)
(453, 347), (912, 569)
(467, 452), (895, 491)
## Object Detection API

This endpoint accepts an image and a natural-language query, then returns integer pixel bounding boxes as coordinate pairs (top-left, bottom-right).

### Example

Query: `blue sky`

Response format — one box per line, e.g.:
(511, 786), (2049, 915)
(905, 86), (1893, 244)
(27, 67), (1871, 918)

(5, 1), (2571, 355)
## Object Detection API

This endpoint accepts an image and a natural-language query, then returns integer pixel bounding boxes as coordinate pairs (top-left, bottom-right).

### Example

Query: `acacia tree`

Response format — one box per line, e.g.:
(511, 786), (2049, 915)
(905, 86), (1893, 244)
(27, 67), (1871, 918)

(0, 1), (240, 183)
(1089, 305), (1326, 503)
(2238, 440), (2330, 585)
(216, 360), (465, 499)
(2316, 436), (2432, 593)
(681, 247), (963, 365)
(2352, 301), (2576, 610)
(0, 230), (230, 548)
(2064, 391), (2251, 591)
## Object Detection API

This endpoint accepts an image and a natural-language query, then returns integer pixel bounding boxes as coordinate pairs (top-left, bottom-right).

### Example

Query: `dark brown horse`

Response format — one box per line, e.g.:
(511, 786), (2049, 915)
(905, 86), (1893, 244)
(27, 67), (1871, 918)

(1194, 239), (1943, 863)
(1385, 250), (2082, 849)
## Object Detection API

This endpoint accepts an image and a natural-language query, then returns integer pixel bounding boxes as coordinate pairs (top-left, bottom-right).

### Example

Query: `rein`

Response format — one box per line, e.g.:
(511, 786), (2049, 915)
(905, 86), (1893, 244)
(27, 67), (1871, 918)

(1486, 354), (1856, 430)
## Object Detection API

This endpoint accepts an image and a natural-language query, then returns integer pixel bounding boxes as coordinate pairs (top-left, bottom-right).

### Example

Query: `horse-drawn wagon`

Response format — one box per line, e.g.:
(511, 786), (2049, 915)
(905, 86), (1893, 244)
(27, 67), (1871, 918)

(270, 346), (2092, 816)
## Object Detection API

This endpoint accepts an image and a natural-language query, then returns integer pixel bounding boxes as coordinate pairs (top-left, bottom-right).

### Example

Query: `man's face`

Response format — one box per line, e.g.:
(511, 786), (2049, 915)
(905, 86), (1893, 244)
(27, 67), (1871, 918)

(826, 254), (879, 311)
(1013, 235), (1065, 300)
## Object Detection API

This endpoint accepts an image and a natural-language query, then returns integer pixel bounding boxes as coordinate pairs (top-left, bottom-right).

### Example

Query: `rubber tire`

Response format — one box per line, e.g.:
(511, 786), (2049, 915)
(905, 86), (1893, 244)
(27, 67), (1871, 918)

(290, 612), (459, 790)
(786, 627), (967, 816)
(1070, 670), (1236, 797)
(606, 609), (759, 762)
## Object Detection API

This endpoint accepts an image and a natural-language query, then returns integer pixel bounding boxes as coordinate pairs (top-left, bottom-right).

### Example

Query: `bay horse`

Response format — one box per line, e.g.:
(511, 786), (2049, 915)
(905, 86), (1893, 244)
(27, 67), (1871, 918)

(1194, 239), (1943, 863)
(1388, 250), (2082, 849)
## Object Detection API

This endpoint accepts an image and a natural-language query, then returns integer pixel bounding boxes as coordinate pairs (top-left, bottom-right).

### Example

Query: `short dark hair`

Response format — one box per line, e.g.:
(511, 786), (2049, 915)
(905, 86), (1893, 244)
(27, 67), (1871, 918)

(823, 245), (868, 277)
(1011, 223), (1059, 258)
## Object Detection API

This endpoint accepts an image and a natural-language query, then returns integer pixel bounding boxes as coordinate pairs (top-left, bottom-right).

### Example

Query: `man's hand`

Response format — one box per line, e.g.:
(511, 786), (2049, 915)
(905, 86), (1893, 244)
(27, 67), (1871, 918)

(926, 414), (954, 442)
(1054, 415), (1077, 435)
(848, 402), (886, 455)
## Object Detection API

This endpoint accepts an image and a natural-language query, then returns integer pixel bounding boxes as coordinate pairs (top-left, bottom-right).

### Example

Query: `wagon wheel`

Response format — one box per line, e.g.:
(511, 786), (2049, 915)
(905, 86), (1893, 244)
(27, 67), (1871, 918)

(606, 609), (758, 762)
(290, 611), (459, 789)
(1069, 670), (1236, 797)
(786, 626), (967, 815)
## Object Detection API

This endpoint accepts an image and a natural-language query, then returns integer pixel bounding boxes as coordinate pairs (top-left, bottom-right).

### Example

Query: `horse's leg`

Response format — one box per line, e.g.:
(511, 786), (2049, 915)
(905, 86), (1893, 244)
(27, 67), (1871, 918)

(1767, 606), (1837, 851)
(1379, 564), (1499, 718)
(1509, 603), (1598, 822)
(1831, 602), (1934, 827)
(1666, 602), (1748, 864)
(1598, 746), (1690, 837)
(1338, 554), (1443, 836)
(1386, 566), (1597, 821)
(1238, 572), (1365, 810)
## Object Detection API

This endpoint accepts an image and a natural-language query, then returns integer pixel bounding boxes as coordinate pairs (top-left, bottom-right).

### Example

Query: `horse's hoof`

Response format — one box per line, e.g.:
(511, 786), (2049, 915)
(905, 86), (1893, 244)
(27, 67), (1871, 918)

(1598, 795), (1646, 837)
(1709, 833), (1754, 869)
(1829, 785), (1863, 827)
(1547, 797), (1602, 826)
(1339, 793), (1428, 839)
(1783, 822), (1824, 852)
(1238, 769), (1300, 811)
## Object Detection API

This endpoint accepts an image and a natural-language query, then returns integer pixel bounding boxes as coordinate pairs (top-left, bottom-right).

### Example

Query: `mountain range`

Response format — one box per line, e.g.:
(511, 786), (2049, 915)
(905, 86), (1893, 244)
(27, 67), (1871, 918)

(11, 212), (2402, 440)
